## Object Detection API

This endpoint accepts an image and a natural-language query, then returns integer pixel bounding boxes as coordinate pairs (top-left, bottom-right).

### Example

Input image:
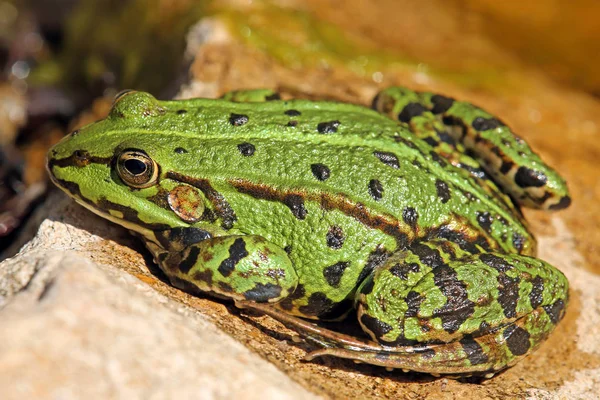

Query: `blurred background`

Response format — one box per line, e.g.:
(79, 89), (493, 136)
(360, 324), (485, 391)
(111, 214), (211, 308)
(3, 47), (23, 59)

(2, 0), (599, 255)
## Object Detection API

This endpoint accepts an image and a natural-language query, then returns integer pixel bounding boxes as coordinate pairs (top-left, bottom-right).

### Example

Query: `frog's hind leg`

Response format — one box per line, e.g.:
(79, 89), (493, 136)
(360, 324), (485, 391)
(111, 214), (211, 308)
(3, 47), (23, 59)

(248, 240), (568, 376)
(373, 87), (570, 210)
(348, 240), (568, 375)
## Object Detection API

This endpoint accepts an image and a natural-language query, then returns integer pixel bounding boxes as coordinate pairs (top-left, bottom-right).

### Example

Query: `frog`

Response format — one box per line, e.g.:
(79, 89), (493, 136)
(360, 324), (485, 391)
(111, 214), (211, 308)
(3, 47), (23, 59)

(46, 87), (570, 377)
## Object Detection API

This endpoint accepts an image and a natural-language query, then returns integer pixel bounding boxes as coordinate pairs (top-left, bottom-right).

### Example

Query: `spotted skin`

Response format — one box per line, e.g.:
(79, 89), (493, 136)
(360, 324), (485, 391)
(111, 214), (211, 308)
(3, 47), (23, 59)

(373, 87), (570, 210)
(47, 88), (570, 377)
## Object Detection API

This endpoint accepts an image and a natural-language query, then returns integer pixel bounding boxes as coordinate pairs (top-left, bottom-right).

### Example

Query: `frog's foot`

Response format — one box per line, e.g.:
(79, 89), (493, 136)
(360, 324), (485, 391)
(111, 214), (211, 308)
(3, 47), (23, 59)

(373, 87), (571, 210)
(352, 240), (568, 375)
(235, 299), (548, 377)
(306, 307), (554, 377)
(151, 234), (298, 303)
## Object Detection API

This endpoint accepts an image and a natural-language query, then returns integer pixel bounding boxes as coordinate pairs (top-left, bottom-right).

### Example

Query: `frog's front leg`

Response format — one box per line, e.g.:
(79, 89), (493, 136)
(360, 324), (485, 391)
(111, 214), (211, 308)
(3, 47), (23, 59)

(147, 234), (298, 303)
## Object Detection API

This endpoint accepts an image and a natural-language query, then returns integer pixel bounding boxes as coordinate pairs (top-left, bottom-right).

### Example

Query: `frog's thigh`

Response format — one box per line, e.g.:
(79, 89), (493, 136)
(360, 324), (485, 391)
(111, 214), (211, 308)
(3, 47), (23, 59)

(157, 235), (298, 303)
(355, 241), (568, 371)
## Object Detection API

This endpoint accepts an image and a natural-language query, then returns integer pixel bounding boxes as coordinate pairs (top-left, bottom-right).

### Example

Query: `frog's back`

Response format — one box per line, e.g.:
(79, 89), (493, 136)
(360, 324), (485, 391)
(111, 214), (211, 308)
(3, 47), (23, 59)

(134, 96), (532, 254)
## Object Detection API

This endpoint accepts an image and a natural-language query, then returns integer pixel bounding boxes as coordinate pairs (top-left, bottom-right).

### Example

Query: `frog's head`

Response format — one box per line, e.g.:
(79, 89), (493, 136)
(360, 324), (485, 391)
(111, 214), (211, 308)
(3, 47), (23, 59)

(47, 91), (224, 247)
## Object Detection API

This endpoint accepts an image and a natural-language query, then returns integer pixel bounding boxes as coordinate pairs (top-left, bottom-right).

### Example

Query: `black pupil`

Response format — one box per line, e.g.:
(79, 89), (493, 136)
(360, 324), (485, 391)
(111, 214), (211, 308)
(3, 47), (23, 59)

(124, 159), (147, 175)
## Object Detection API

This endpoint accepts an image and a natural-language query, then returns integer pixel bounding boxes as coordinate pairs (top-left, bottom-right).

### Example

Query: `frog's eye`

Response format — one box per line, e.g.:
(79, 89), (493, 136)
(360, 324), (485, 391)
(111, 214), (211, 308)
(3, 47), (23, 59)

(116, 150), (159, 189)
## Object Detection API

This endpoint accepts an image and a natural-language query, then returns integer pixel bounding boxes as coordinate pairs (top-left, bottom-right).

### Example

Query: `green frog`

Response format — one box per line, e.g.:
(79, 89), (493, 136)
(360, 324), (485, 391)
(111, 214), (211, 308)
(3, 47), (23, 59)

(47, 87), (570, 377)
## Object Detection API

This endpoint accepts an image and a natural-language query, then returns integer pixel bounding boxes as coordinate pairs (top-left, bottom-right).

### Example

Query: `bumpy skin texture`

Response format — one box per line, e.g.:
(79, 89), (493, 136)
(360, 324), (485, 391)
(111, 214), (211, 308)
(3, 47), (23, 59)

(47, 88), (570, 377)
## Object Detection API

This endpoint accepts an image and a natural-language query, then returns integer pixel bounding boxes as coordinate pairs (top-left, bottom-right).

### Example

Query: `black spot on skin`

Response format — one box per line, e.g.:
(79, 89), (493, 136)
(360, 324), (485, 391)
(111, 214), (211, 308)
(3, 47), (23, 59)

(549, 195), (572, 210)
(373, 151), (400, 169)
(284, 194), (308, 220)
(472, 117), (503, 131)
(311, 163), (331, 181)
(442, 115), (468, 138)
(323, 262), (350, 287)
(529, 276), (545, 309)
(237, 142), (256, 156)
(404, 290), (423, 317)
(169, 275), (203, 297)
(360, 276), (375, 295)
(360, 313), (393, 340)
(398, 102), (427, 123)
(178, 246), (200, 274)
(286, 120), (298, 127)
(219, 282), (233, 293)
(423, 137), (439, 147)
(278, 284), (305, 311)
(243, 283), (283, 302)
(512, 233), (526, 253)
(265, 93), (281, 101)
(477, 321), (492, 336)
(498, 273), (520, 319)
(480, 253), (513, 272)
(460, 337), (489, 365)
(411, 243), (446, 268)
(368, 179), (384, 200)
(476, 211), (493, 233)
(402, 207), (419, 229)
(317, 120), (340, 134)
(174, 147), (188, 154)
(389, 263), (420, 280)
(429, 151), (447, 167)
(431, 263), (475, 333)
(435, 179), (451, 203)
(326, 226), (345, 249)
(514, 166), (548, 188)
(283, 245), (292, 254)
(432, 225), (492, 254)
(395, 136), (417, 149)
(298, 292), (335, 317)
(500, 160), (514, 174)
(229, 113), (249, 126)
(158, 227), (212, 249)
(459, 164), (487, 179)
(543, 299), (566, 324)
(430, 94), (455, 114)
(193, 269), (213, 286)
(356, 248), (391, 288)
(284, 109), (301, 116)
(217, 238), (249, 277)
(490, 146), (502, 157)
(503, 325), (531, 356)
(176, 109), (187, 115)
(436, 130), (456, 146)
(319, 299), (354, 320)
